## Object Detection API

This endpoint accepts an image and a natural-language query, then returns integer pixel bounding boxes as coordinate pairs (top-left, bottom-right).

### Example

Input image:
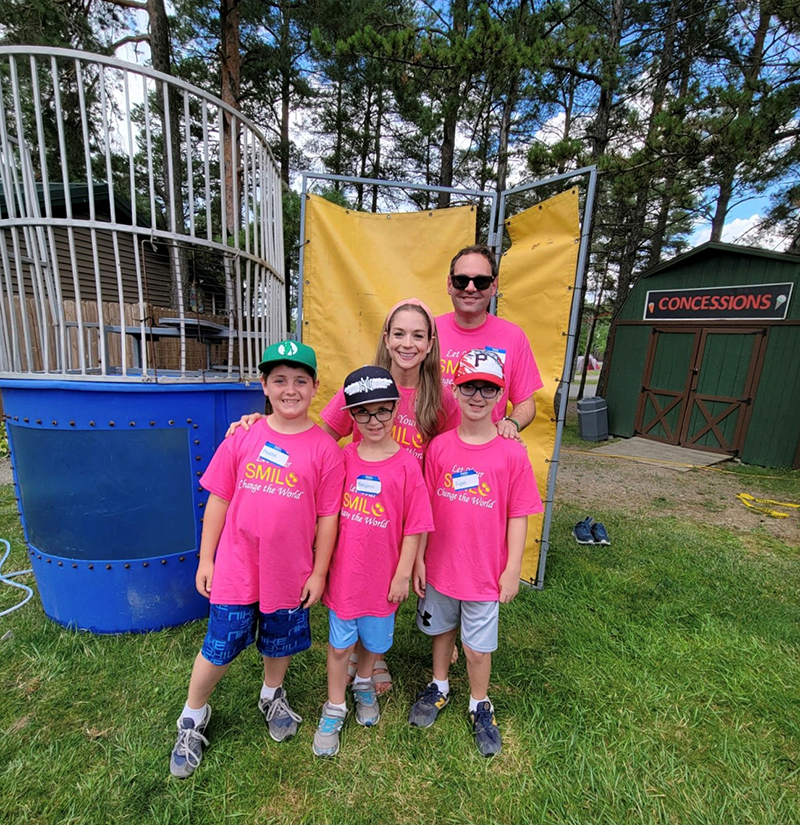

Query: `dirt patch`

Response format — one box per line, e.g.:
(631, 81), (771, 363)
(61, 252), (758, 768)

(557, 445), (800, 547)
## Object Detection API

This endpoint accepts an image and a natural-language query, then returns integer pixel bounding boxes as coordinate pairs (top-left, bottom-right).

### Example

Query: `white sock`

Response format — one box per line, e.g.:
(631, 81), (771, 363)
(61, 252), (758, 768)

(180, 703), (208, 726)
(260, 683), (280, 702)
(469, 695), (491, 713)
(432, 677), (449, 695)
(353, 674), (372, 687)
(327, 700), (347, 712)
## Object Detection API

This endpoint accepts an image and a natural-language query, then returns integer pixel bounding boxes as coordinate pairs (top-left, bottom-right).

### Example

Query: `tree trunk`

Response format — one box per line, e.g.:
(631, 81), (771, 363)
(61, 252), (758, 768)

(220, 0), (241, 238)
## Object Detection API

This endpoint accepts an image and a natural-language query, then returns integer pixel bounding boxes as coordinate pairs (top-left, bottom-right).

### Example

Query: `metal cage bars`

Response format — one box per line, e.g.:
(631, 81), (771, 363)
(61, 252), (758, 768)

(0, 46), (286, 382)
(498, 166), (598, 587)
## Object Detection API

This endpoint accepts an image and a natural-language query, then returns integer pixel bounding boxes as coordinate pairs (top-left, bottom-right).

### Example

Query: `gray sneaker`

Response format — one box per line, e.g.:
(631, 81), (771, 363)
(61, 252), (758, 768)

(409, 683), (450, 728)
(258, 687), (302, 742)
(351, 681), (380, 727)
(313, 702), (348, 757)
(169, 705), (211, 778)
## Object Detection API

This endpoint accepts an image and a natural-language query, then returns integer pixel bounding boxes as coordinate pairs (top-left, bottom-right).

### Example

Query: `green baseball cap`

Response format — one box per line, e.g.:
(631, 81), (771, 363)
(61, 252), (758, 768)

(258, 339), (318, 378)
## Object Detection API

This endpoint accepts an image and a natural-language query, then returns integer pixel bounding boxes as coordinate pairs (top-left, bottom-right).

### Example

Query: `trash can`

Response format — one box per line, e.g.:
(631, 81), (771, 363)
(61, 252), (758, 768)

(577, 396), (609, 442)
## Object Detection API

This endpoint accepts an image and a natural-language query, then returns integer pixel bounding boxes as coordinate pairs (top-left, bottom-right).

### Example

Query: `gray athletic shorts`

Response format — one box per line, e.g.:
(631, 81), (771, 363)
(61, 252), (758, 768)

(416, 583), (499, 653)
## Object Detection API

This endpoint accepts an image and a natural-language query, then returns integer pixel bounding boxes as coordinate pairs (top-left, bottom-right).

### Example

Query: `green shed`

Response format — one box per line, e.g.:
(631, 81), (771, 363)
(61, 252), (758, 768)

(603, 242), (800, 468)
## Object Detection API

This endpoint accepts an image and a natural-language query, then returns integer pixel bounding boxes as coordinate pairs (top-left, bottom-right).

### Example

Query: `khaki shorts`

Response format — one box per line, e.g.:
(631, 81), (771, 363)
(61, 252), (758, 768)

(415, 583), (499, 653)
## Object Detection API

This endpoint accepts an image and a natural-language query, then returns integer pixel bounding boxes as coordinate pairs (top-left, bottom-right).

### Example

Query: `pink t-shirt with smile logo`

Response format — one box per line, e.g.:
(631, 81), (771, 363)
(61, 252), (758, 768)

(320, 384), (459, 465)
(324, 442), (434, 619)
(201, 418), (345, 613)
(423, 429), (543, 601)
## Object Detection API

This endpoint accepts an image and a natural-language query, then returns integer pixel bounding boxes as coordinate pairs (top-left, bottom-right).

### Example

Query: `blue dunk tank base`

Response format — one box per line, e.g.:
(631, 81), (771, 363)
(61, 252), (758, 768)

(0, 379), (264, 633)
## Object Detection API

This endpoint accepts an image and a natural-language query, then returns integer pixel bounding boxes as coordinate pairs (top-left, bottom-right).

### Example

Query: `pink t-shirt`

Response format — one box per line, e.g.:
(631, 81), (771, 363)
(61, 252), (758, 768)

(423, 429), (543, 601)
(323, 443), (434, 619)
(320, 384), (459, 465)
(201, 419), (345, 613)
(436, 312), (544, 422)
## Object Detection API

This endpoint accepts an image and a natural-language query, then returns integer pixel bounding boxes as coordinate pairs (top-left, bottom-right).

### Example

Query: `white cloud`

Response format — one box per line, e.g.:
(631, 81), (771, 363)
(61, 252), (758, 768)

(687, 213), (791, 252)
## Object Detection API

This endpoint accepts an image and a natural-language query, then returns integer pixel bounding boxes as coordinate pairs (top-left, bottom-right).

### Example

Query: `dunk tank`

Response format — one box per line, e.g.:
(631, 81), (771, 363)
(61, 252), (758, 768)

(0, 47), (285, 631)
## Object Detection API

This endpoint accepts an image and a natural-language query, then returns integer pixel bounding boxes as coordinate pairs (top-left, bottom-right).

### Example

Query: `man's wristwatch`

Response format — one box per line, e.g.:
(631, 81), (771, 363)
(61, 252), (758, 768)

(502, 416), (521, 432)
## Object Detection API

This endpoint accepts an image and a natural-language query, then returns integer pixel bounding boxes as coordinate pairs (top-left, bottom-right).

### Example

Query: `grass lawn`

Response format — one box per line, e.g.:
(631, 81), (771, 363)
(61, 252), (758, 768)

(1, 480), (799, 824)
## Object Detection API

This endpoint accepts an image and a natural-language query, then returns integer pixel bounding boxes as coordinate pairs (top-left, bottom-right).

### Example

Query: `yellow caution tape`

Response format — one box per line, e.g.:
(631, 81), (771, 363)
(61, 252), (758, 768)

(735, 493), (800, 519)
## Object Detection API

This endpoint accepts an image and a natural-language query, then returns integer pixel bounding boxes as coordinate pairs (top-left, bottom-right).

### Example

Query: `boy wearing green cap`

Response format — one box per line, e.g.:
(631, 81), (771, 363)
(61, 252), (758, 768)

(170, 340), (345, 778)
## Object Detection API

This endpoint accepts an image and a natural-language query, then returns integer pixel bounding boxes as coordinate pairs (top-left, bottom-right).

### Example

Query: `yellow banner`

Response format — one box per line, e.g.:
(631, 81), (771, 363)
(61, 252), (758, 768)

(302, 189), (580, 587)
(303, 194), (476, 415)
(499, 187), (581, 584)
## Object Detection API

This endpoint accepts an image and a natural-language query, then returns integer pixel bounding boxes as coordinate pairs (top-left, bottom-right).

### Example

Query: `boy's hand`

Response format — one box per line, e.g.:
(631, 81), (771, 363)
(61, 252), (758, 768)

(300, 571), (326, 608)
(224, 412), (264, 438)
(388, 573), (410, 604)
(196, 559), (214, 598)
(498, 569), (520, 603)
(412, 559), (426, 599)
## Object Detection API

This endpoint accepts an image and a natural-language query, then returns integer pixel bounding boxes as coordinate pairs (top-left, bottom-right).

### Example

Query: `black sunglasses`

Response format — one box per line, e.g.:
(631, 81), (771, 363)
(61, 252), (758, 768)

(450, 274), (495, 291)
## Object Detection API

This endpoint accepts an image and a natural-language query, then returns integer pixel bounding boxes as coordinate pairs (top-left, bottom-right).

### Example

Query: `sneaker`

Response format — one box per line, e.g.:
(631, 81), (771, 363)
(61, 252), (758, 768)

(409, 683), (450, 728)
(169, 706), (211, 778)
(591, 521), (611, 545)
(469, 700), (502, 757)
(572, 516), (594, 545)
(351, 681), (380, 727)
(258, 687), (302, 742)
(313, 702), (348, 757)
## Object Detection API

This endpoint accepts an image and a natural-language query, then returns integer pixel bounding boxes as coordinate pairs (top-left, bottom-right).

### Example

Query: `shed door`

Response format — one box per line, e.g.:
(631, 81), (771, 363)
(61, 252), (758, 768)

(636, 327), (766, 454)
(680, 328), (767, 454)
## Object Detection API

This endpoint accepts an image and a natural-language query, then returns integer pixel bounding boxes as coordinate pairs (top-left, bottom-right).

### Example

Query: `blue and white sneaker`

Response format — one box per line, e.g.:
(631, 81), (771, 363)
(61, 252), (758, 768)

(352, 681), (380, 726)
(258, 687), (302, 742)
(572, 517), (594, 545)
(313, 702), (348, 757)
(591, 521), (611, 545)
(169, 705), (211, 778)
(469, 701), (502, 757)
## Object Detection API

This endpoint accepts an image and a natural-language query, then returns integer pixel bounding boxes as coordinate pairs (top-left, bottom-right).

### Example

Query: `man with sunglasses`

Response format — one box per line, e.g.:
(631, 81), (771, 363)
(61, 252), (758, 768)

(437, 245), (543, 439)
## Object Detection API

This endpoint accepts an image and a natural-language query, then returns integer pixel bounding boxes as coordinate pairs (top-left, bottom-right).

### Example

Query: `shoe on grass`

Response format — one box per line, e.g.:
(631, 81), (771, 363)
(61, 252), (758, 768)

(572, 516), (594, 545)
(469, 701), (502, 757)
(352, 681), (380, 727)
(258, 687), (302, 742)
(409, 683), (450, 728)
(591, 520), (610, 545)
(169, 705), (211, 778)
(313, 702), (348, 757)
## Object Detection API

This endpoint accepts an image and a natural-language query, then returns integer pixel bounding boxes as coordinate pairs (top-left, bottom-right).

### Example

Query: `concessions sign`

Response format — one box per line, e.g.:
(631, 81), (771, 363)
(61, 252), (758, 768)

(644, 283), (793, 321)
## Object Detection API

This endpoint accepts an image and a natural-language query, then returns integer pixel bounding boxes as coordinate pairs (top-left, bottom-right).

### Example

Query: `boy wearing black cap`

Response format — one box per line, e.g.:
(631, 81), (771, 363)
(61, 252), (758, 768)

(314, 366), (434, 757)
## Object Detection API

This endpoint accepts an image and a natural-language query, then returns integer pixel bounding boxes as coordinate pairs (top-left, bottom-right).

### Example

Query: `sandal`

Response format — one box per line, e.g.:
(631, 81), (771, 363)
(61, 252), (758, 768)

(345, 652), (359, 685)
(372, 658), (392, 695)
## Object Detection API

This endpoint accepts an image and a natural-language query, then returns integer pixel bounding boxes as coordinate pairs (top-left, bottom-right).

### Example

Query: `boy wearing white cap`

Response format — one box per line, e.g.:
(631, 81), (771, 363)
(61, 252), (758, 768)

(409, 349), (543, 756)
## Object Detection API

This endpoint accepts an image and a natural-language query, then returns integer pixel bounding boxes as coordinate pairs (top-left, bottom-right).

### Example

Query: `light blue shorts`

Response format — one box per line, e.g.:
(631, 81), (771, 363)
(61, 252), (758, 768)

(328, 609), (395, 654)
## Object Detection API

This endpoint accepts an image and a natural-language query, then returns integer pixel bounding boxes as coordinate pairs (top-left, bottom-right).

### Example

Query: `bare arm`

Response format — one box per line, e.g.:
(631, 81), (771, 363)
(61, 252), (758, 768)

(388, 533), (421, 603)
(498, 516), (528, 603)
(496, 394), (536, 440)
(320, 422), (343, 441)
(300, 513), (339, 608)
(195, 493), (231, 597)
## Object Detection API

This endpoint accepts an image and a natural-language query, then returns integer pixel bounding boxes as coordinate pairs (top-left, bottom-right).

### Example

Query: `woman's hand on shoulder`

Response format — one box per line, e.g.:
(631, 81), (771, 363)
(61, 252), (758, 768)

(225, 412), (264, 438)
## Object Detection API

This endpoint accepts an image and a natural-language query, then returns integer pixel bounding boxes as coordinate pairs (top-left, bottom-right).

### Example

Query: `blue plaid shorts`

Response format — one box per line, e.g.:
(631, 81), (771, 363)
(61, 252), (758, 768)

(201, 603), (311, 666)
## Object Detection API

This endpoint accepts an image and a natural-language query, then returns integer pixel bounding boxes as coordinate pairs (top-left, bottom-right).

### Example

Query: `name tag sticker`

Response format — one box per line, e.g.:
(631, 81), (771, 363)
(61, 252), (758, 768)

(259, 442), (289, 467)
(485, 346), (507, 365)
(356, 475), (381, 496)
(452, 470), (479, 491)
